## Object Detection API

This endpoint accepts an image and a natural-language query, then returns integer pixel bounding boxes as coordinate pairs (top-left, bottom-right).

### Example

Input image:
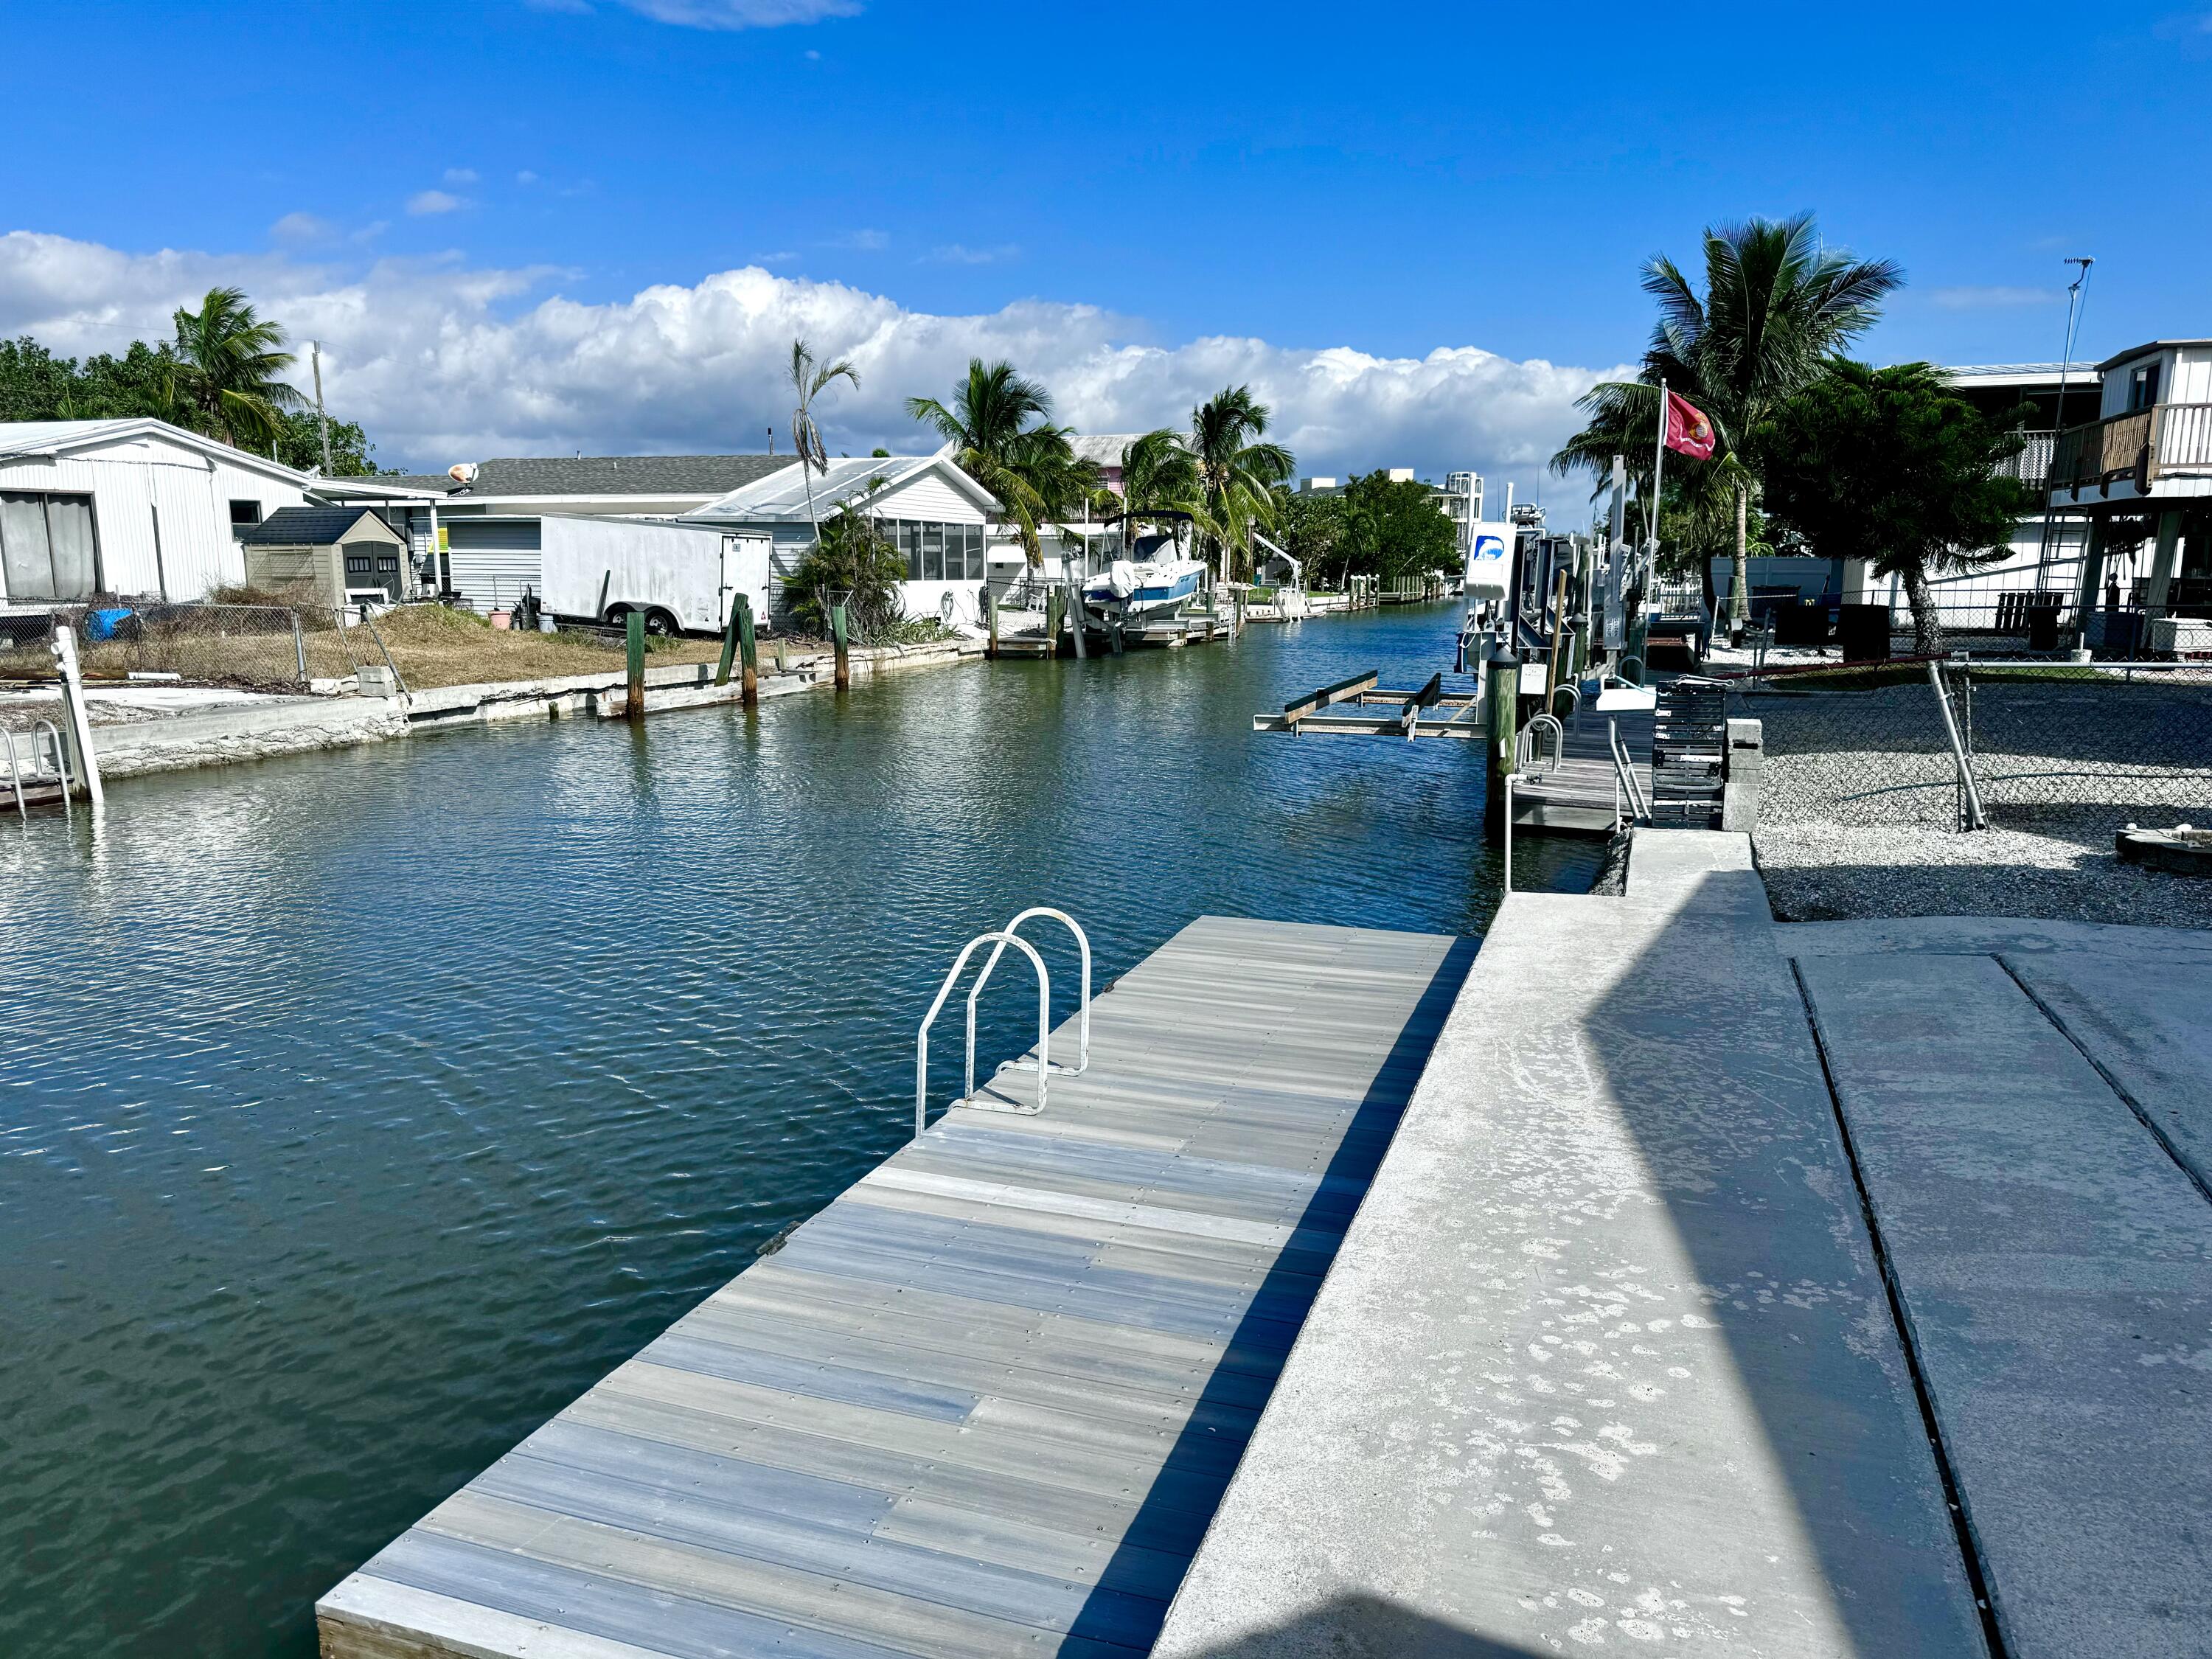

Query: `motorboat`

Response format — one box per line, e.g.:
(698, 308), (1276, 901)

(1082, 558), (1207, 622)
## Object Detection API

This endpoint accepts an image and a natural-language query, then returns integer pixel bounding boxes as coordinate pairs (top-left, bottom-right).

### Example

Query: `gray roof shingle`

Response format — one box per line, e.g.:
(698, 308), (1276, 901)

(384, 454), (790, 499)
(236, 506), (396, 546)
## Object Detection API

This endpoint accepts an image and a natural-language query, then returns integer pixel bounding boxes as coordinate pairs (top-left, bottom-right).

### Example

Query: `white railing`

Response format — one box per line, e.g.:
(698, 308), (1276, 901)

(967, 908), (1091, 1082)
(915, 931), (1051, 1140)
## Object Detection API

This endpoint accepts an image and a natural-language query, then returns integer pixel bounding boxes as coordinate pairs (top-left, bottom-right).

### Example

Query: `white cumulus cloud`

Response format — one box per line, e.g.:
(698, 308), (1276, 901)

(0, 229), (1621, 502)
(406, 189), (467, 216)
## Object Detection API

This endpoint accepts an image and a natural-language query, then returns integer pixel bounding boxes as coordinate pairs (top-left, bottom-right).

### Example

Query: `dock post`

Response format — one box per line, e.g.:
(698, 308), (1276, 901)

(1044, 586), (1065, 656)
(737, 594), (758, 709)
(50, 622), (103, 807)
(624, 609), (646, 720)
(987, 588), (999, 659)
(715, 594), (740, 686)
(831, 601), (850, 691)
(1484, 642), (1518, 840)
(1065, 574), (1088, 660)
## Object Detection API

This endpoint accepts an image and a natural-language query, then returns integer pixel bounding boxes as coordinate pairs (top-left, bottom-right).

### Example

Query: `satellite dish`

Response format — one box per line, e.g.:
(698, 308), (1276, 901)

(448, 462), (479, 486)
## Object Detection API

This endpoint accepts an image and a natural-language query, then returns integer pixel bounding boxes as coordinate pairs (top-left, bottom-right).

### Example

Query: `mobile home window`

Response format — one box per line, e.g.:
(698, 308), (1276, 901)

(229, 498), (262, 526)
(2129, 363), (2162, 412)
(0, 490), (100, 602)
(893, 518), (981, 580)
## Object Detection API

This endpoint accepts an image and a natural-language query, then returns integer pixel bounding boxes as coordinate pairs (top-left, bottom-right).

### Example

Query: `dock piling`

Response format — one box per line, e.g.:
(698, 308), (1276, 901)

(737, 594), (758, 708)
(1484, 642), (1518, 838)
(624, 610), (645, 720)
(831, 601), (850, 691)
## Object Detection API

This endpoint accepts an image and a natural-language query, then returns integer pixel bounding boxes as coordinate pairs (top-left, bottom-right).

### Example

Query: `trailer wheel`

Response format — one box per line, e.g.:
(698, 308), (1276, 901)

(644, 608), (679, 637)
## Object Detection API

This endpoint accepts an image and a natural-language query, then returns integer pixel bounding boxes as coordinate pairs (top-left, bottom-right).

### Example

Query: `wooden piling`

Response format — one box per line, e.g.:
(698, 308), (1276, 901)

(714, 594), (740, 686)
(986, 588), (999, 659)
(737, 594), (758, 709)
(1044, 586), (1065, 655)
(831, 601), (850, 691)
(1484, 644), (1519, 838)
(624, 609), (646, 720)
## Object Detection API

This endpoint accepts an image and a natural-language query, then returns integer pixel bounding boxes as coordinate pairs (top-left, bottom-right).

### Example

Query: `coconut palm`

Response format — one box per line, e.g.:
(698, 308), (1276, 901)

(1116, 428), (1199, 557)
(1187, 387), (1293, 583)
(905, 360), (1096, 567)
(789, 338), (859, 549)
(1551, 214), (1900, 635)
(168, 288), (301, 452)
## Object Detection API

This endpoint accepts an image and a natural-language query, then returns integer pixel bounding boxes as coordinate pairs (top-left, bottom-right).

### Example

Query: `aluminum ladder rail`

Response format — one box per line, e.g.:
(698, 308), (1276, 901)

(1516, 713), (1565, 776)
(1609, 716), (1649, 826)
(965, 908), (1091, 1083)
(915, 931), (1051, 1141)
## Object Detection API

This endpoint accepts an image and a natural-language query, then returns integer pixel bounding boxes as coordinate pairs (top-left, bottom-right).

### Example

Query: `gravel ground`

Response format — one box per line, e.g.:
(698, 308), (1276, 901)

(1756, 811), (2212, 927)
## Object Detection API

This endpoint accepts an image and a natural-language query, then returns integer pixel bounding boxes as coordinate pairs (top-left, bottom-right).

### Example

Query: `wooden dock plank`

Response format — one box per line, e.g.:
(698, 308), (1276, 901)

(319, 915), (1471, 1659)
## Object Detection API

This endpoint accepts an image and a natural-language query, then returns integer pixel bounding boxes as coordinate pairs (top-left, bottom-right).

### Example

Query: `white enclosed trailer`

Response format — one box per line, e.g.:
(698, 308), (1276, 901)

(539, 514), (773, 635)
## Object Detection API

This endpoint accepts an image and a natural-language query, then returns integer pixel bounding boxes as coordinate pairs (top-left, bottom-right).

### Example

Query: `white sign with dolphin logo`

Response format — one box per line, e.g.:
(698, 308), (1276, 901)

(1463, 521), (1513, 602)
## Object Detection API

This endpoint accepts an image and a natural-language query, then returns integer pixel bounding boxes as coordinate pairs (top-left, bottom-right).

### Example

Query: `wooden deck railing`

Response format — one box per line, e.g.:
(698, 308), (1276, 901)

(2046, 403), (2212, 493)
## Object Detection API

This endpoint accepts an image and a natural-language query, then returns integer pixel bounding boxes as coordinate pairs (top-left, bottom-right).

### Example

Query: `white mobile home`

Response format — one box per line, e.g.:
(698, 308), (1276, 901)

(686, 453), (1007, 627)
(0, 418), (319, 606)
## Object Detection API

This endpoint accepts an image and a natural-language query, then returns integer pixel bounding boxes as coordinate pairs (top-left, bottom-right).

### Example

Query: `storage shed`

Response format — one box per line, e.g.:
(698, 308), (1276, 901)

(237, 507), (417, 608)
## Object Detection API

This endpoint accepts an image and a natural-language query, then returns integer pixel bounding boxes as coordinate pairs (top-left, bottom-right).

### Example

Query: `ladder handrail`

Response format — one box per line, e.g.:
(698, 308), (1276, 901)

(1609, 716), (1649, 824)
(916, 931), (1050, 1141)
(1517, 713), (1564, 776)
(32, 719), (71, 821)
(3, 729), (23, 821)
(967, 907), (1091, 1079)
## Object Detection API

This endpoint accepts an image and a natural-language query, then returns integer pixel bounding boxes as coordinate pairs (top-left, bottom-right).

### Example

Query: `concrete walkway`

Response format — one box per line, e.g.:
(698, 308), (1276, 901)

(1156, 843), (2212, 1658)
(1155, 833), (1986, 1657)
(1787, 919), (2212, 1659)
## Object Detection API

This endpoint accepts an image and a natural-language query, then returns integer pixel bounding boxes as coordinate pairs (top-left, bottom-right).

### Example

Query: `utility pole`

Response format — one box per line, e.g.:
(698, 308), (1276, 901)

(310, 341), (334, 476)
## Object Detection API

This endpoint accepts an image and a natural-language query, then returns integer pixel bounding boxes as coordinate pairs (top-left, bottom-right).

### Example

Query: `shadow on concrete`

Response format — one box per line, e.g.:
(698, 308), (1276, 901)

(1067, 933), (1481, 1652)
(1178, 1593), (1551, 1658)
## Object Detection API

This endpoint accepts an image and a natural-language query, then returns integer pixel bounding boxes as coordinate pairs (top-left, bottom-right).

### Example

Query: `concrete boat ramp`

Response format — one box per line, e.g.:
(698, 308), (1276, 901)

(321, 849), (2212, 1658)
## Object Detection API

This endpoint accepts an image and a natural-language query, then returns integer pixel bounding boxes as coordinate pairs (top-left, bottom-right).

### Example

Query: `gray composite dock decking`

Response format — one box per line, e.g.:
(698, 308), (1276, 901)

(318, 915), (1472, 1659)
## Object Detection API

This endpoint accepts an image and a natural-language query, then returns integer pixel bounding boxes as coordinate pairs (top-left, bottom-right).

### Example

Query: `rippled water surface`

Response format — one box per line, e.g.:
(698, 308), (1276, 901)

(0, 605), (1597, 1657)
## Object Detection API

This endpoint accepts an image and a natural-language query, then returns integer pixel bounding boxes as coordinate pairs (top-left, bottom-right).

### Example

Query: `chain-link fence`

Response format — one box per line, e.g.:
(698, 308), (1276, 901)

(0, 602), (399, 692)
(1736, 665), (2212, 833)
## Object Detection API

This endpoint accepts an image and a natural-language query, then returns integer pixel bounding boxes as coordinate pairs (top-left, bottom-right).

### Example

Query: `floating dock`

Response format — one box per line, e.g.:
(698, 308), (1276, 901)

(319, 916), (1472, 1659)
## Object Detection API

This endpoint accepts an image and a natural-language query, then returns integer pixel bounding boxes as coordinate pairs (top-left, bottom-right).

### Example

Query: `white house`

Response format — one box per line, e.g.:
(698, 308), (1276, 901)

(0, 418), (321, 607)
(325, 453), (789, 613)
(686, 452), (1017, 628)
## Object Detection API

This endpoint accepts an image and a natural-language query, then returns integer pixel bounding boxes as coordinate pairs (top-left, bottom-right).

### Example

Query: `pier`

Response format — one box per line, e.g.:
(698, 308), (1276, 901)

(319, 917), (1473, 1659)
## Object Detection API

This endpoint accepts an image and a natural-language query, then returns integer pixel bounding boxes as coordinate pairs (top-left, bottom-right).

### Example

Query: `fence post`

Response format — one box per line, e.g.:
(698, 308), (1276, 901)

(1928, 661), (1985, 830)
(831, 601), (850, 691)
(625, 609), (646, 720)
(291, 611), (308, 683)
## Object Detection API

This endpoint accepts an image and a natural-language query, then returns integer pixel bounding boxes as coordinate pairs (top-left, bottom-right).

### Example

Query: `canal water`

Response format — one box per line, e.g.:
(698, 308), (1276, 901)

(0, 603), (1598, 1657)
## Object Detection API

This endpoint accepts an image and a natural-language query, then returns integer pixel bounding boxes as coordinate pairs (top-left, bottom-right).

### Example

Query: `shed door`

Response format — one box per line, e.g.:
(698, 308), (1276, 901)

(342, 542), (400, 601)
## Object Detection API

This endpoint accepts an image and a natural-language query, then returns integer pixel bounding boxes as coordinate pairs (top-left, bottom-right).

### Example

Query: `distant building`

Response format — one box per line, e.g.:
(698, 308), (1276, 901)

(1068, 435), (1150, 498)
(1297, 467), (1487, 560)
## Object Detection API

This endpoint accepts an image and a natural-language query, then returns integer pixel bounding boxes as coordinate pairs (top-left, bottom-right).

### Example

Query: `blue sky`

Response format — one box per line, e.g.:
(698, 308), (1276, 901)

(1, 1), (2206, 490)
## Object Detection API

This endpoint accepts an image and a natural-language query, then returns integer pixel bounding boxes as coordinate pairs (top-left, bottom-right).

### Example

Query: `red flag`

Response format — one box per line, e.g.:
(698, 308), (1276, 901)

(1663, 389), (1717, 459)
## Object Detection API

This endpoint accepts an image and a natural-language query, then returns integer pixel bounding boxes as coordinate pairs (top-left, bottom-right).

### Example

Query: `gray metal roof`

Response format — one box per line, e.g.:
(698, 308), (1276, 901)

(406, 453), (789, 499)
(236, 506), (394, 546)
(689, 454), (995, 521)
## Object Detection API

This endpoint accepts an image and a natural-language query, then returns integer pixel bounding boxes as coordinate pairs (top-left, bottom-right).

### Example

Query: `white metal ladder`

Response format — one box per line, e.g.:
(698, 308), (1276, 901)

(913, 909), (1091, 1141)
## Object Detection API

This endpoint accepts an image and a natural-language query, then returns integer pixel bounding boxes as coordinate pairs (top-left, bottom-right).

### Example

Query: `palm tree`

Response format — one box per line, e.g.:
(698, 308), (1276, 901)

(1116, 428), (1198, 557)
(905, 360), (1096, 568)
(1552, 214), (1900, 636)
(789, 338), (860, 550)
(168, 288), (301, 452)
(1187, 387), (1293, 584)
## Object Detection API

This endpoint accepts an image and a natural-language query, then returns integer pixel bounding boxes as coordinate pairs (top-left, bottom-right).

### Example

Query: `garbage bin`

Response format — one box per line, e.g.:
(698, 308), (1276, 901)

(2026, 602), (2061, 653)
(1775, 600), (1829, 648)
(1838, 603), (1891, 662)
